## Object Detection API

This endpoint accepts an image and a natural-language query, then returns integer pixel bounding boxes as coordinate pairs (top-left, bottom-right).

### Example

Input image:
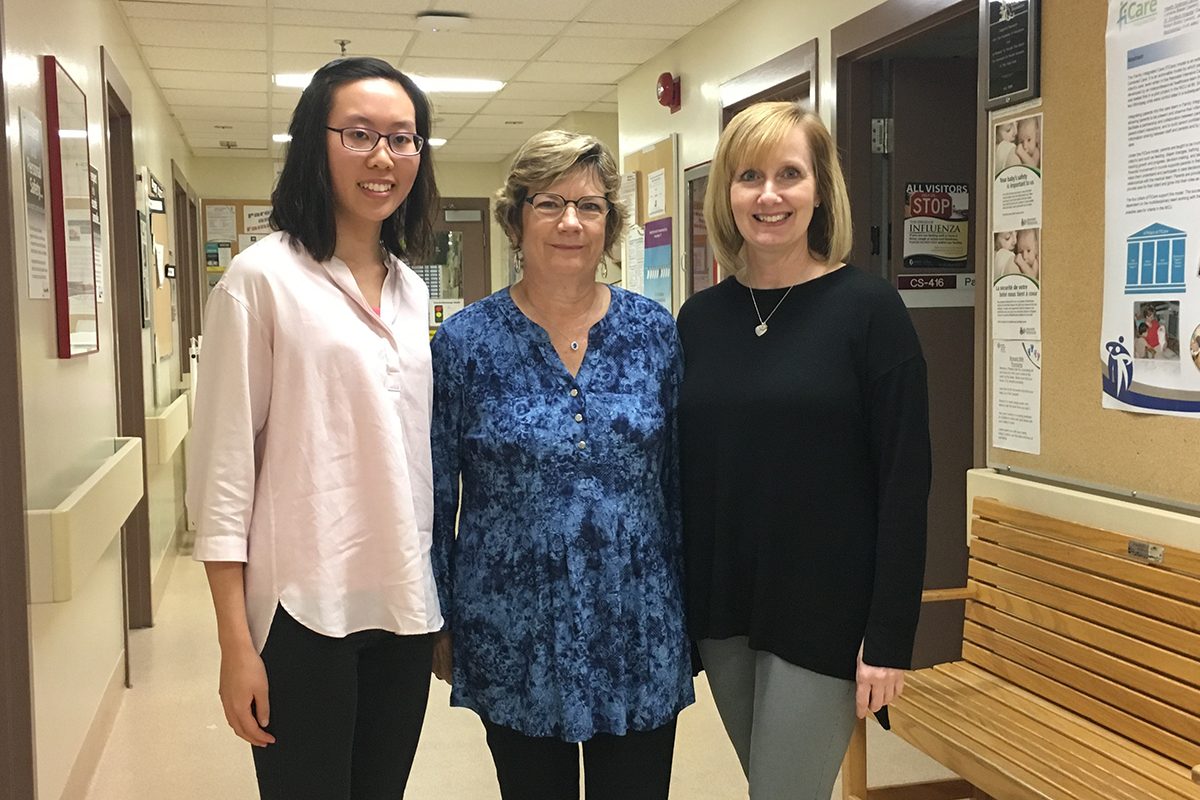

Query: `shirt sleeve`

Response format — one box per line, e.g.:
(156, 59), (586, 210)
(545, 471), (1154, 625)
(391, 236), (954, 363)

(186, 285), (273, 562)
(430, 327), (464, 629)
(861, 296), (932, 669)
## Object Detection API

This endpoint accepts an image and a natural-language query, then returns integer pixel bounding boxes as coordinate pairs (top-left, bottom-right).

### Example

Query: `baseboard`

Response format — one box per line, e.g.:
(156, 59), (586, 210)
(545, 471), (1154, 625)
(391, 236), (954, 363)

(57, 651), (126, 800)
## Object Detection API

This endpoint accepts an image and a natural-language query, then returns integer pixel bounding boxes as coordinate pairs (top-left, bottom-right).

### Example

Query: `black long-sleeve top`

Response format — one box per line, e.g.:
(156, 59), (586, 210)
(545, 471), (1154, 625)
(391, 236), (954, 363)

(677, 267), (931, 680)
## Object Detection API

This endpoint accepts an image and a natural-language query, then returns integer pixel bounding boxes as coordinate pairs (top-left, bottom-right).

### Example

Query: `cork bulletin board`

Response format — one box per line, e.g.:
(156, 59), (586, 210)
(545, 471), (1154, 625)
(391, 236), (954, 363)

(987, 0), (1196, 509)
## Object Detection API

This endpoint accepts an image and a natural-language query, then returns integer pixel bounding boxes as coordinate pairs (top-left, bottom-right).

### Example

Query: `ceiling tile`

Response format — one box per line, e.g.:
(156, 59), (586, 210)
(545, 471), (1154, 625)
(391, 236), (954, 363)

(269, 51), (388, 73)
(271, 25), (413, 55)
(172, 105), (271, 123)
(142, 46), (267, 73)
(541, 37), (671, 64)
(154, 70), (266, 92)
(192, 148), (273, 158)
(271, 8), (415, 29)
(129, 18), (266, 49)
(442, 18), (563, 36)
(587, 101), (618, 114)
(121, 1), (265, 22)
(408, 32), (550, 61)
(163, 88), (268, 108)
(469, 114), (562, 130)
(579, 0), (739, 26)
(481, 98), (584, 117)
(453, 126), (541, 143)
(436, 152), (509, 163)
(425, 95), (490, 114)
(400, 57), (524, 81)
(430, 113), (471, 134)
(561, 21), (692, 40)
(427, 0), (588, 21)
(516, 62), (635, 84)
(274, 0), (431, 11)
(181, 120), (269, 136)
(495, 82), (612, 102)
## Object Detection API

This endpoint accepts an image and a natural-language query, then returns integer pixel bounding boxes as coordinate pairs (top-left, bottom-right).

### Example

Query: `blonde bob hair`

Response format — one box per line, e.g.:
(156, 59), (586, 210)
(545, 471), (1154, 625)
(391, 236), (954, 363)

(705, 102), (852, 274)
(494, 130), (629, 260)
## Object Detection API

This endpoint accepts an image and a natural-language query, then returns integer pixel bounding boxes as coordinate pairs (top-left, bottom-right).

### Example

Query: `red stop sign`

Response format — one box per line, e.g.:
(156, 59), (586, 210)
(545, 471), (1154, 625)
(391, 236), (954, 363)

(910, 192), (951, 218)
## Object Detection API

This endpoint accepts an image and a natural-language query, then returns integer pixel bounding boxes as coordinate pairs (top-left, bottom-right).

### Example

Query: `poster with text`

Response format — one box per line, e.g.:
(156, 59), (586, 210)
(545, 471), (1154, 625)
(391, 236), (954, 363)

(992, 339), (1041, 454)
(902, 182), (969, 270)
(20, 109), (50, 299)
(1102, 2), (1200, 417)
(643, 218), (672, 310)
(990, 107), (1042, 342)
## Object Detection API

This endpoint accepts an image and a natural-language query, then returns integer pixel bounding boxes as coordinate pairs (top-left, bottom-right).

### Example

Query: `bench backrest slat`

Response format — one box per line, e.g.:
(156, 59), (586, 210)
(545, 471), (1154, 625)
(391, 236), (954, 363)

(966, 498), (1200, 770)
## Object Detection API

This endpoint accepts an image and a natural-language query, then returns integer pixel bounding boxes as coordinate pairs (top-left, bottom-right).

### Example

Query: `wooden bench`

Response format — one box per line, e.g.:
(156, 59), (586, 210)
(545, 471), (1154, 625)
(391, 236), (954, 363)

(841, 497), (1200, 800)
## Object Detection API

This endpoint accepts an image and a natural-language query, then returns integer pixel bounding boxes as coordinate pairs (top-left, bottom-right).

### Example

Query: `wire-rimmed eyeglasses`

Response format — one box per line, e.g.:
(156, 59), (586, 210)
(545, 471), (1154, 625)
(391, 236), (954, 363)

(326, 126), (425, 156)
(524, 193), (611, 220)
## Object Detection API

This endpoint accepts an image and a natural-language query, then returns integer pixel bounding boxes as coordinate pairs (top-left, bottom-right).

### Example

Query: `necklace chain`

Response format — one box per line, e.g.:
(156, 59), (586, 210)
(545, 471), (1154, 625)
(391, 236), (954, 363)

(748, 283), (795, 337)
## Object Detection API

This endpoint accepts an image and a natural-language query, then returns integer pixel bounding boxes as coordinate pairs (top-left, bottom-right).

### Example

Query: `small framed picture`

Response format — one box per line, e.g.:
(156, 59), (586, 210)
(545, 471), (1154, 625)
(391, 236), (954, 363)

(983, 0), (1040, 110)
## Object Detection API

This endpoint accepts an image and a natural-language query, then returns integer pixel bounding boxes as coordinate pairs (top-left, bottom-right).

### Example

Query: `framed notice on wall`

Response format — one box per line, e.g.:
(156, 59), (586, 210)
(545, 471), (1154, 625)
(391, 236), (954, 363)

(982, 0), (1041, 110)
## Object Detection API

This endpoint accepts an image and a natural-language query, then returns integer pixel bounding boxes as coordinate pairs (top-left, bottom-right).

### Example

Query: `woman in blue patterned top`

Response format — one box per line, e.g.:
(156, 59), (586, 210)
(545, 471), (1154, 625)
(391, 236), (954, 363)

(430, 130), (693, 800)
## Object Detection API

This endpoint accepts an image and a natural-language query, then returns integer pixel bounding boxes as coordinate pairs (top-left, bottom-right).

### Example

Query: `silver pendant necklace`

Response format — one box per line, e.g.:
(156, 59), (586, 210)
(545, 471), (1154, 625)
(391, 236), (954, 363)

(748, 283), (795, 337)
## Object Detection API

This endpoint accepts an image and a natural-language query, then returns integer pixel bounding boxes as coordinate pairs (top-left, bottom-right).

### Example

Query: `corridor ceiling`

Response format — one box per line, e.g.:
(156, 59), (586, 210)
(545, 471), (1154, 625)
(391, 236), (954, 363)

(117, 0), (740, 162)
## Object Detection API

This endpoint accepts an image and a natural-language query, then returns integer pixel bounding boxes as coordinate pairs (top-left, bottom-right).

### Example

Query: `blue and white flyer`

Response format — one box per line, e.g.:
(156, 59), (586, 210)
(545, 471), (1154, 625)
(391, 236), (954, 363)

(1102, 1), (1200, 417)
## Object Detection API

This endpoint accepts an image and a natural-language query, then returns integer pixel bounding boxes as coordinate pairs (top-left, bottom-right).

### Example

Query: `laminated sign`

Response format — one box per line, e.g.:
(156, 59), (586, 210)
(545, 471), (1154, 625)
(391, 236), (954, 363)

(903, 183), (969, 269)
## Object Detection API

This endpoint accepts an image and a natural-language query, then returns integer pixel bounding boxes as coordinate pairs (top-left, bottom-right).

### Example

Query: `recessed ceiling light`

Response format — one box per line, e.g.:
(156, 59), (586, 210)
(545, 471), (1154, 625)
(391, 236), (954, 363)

(409, 75), (504, 94)
(415, 11), (470, 32)
(273, 133), (292, 143)
(429, 138), (447, 147)
(273, 73), (313, 89)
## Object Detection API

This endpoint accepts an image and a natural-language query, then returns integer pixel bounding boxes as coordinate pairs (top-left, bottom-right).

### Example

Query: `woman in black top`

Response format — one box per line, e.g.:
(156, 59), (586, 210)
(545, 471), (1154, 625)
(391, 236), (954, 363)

(677, 102), (931, 799)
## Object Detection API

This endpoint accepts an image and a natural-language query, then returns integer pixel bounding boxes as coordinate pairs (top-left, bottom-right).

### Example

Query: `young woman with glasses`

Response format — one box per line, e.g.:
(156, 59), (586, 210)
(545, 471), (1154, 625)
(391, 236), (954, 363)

(429, 130), (694, 800)
(187, 56), (441, 799)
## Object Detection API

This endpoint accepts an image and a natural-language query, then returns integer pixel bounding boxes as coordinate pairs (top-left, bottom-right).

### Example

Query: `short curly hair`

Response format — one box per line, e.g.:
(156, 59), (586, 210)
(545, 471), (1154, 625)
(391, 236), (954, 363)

(705, 102), (852, 274)
(494, 130), (628, 261)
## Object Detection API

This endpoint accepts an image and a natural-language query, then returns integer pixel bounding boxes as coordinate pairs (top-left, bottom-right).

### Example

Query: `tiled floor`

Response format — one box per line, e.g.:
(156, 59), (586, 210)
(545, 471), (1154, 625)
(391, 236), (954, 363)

(82, 556), (955, 799)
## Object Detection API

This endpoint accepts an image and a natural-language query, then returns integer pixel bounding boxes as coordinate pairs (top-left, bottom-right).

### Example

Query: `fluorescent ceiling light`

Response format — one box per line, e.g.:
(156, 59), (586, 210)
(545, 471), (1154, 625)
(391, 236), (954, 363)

(273, 133), (292, 143)
(273, 73), (313, 89)
(410, 76), (504, 94)
(428, 138), (447, 147)
(58, 129), (88, 139)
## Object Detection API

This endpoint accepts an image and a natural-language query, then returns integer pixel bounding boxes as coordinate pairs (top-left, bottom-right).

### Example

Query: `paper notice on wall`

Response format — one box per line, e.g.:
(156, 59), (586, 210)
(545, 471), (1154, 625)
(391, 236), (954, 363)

(990, 107), (1043, 341)
(992, 339), (1041, 454)
(238, 234), (262, 252)
(620, 172), (638, 229)
(206, 204), (236, 241)
(647, 168), (666, 217)
(90, 166), (104, 302)
(20, 108), (51, 300)
(643, 217), (672, 310)
(243, 205), (272, 235)
(1101, 2), (1200, 417)
(154, 243), (166, 284)
(625, 228), (645, 295)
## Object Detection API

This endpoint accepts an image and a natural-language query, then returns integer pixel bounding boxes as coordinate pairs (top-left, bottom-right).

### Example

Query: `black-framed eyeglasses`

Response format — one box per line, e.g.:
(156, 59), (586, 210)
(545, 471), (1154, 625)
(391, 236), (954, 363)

(525, 193), (610, 220)
(326, 126), (424, 156)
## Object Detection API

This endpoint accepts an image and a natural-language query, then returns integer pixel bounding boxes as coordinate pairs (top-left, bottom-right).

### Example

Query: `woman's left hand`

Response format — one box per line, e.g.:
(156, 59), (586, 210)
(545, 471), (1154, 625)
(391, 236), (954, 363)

(855, 642), (905, 718)
(432, 631), (453, 684)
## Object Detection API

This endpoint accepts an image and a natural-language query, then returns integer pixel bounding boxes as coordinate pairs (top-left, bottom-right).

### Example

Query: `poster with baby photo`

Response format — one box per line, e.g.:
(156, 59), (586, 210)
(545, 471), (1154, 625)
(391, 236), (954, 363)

(992, 111), (1042, 232)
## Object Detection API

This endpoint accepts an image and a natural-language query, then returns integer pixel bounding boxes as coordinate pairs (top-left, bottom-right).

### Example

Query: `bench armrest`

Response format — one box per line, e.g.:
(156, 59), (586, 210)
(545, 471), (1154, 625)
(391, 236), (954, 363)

(921, 587), (973, 603)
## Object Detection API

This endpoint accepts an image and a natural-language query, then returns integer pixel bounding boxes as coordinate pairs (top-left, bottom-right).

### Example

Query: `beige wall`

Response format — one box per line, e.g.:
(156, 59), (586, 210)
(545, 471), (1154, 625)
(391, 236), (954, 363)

(4, 0), (197, 795)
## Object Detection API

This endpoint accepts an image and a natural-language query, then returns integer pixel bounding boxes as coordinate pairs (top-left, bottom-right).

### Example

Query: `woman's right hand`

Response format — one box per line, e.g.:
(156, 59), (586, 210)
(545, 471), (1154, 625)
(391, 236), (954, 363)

(432, 631), (453, 684)
(218, 644), (275, 746)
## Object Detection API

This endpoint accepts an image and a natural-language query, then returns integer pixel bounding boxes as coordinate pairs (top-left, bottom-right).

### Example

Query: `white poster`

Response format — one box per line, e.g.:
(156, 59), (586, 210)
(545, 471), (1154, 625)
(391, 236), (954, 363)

(624, 228), (645, 295)
(1102, 2), (1200, 417)
(20, 109), (51, 300)
(206, 204), (236, 242)
(990, 107), (1042, 342)
(243, 205), (272, 235)
(647, 168), (666, 217)
(992, 339), (1042, 454)
(619, 172), (638, 230)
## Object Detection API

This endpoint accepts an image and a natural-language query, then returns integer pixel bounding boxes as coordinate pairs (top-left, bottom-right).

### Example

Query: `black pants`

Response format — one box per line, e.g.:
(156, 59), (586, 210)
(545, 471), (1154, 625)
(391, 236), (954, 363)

(483, 718), (678, 800)
(252, 605), (435, 800)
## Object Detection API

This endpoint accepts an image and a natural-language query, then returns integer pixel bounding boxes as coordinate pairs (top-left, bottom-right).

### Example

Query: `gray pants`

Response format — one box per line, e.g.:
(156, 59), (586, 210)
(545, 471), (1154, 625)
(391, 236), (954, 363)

(699, 637), (857, 800)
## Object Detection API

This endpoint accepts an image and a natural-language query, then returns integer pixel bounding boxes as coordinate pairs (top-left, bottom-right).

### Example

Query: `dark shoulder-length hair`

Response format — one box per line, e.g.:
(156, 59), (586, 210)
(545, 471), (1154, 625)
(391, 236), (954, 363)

(270, 57), (439, 264)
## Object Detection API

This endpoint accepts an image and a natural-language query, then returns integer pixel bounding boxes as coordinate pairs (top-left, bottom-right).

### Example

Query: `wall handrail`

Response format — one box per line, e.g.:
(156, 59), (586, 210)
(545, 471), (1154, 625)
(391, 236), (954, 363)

(26, 437), (144, 603)
(144, 391), (189, 465)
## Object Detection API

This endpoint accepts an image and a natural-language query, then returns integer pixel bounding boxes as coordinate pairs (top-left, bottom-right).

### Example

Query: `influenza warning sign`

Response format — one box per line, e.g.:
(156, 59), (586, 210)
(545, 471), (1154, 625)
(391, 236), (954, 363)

(903, 182), (970, 270)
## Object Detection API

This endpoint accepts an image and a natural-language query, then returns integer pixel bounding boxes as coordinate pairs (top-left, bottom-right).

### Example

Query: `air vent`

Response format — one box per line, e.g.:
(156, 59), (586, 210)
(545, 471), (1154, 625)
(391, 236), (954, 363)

(219, 140), (238, 149)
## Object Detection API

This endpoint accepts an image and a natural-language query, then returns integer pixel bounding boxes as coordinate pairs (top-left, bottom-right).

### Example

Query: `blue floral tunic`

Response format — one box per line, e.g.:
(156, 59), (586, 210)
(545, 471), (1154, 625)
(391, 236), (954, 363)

(431, 286), (694, 742)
